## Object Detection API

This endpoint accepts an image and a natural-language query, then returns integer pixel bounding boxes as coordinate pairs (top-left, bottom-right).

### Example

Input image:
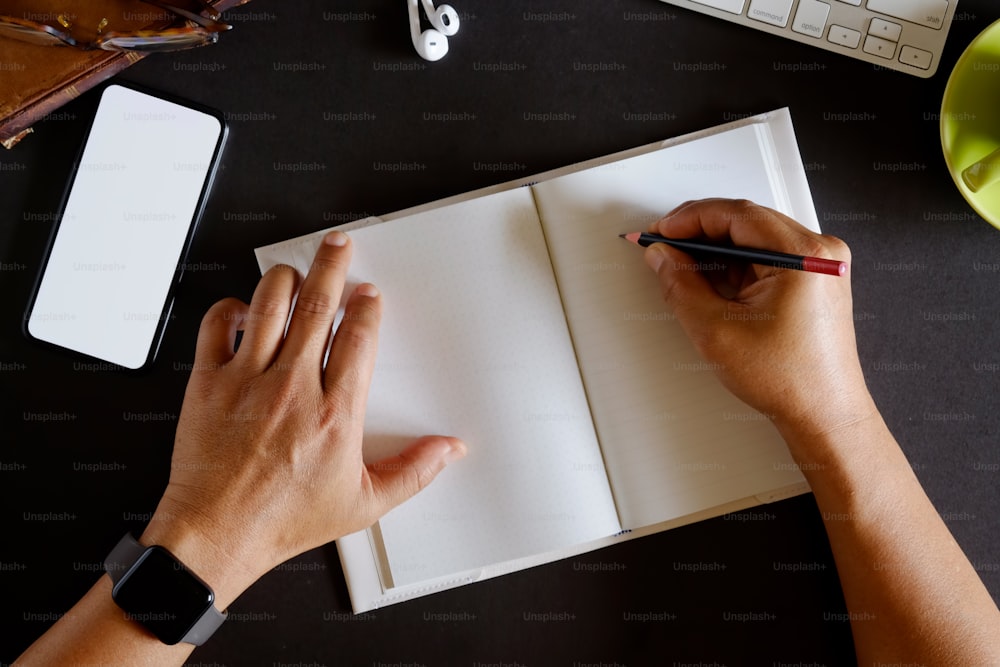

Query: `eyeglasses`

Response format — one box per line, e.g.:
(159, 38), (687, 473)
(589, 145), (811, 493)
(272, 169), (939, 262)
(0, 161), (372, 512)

(0, 0), (232, 52)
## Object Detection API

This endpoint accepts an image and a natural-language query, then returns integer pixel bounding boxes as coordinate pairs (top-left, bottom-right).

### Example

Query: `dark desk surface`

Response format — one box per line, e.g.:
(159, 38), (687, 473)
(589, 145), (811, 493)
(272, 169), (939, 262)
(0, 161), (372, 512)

(3, 1), (999, 664)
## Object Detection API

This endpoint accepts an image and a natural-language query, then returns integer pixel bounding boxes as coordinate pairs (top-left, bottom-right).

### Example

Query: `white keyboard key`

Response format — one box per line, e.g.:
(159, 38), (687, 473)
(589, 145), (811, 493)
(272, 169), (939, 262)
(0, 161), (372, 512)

(689, 0), (747, 14)
(863, 34), (896, 59)
(748, 0), (795, 27)
(865, 0), (949, 30)
(899, 45), (933, 70)
(792, 0), (830, 38)
(869, 18), (902, 42)
(828, 24), (861, 48)
(653, 0), (954, 78)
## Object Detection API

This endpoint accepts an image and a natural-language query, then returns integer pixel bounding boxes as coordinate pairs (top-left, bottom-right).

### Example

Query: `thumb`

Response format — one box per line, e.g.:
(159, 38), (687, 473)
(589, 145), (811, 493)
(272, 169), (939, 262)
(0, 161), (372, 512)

(367, 436), (467, 513)
(644, 243), (727, 327)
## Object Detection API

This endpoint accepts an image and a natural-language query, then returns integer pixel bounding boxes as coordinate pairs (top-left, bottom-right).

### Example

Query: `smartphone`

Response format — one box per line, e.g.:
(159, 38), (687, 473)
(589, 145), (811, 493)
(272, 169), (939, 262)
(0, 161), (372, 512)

(25, 83), (227, 371)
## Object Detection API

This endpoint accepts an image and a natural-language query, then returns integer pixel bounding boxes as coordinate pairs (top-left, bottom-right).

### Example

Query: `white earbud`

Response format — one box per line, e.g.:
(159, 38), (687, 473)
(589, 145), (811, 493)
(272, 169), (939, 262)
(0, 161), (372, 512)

(421, 0), (459, 35)
(408, 0), (460, 62)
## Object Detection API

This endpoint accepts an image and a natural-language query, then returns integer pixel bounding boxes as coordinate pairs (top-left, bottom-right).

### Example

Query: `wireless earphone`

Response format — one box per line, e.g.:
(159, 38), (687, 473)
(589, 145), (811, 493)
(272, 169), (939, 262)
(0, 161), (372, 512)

(408, 0), (460, 62)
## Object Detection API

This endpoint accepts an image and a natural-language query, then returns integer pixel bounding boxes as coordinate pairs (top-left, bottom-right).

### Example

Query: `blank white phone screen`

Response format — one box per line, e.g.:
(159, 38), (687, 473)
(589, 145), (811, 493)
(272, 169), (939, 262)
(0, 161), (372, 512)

(27, 85), (223, 369)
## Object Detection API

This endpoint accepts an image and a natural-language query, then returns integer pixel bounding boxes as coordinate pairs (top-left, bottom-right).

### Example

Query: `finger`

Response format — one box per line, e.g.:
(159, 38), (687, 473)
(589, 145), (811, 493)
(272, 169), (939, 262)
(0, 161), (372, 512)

(651, 199), (834, 260)
(193, 297), (248, 371)
(644, 243), (729, 342)
(281, 231), (351, 364)
(703, 259), (744, 300)
(651, 198), (703, 226)
(237, 263), (300, 372)
(324, 284), (382, 404)
(367, 436), (467, 513)
(647, 198), (735, 233)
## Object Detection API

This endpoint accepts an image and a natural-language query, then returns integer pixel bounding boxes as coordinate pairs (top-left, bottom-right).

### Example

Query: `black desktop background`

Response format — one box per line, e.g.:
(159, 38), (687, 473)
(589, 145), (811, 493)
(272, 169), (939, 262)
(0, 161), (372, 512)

(2, 1), (999, 665)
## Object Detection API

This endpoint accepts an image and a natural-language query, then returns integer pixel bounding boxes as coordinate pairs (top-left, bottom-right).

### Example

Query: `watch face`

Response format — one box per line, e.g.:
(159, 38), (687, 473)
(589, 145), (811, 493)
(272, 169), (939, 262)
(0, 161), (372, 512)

(112, 546), (214, 645)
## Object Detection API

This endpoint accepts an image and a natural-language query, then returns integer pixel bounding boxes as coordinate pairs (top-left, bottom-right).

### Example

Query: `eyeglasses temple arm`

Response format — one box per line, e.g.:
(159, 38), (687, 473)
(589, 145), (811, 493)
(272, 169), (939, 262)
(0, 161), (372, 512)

(141, 0), (231, 30)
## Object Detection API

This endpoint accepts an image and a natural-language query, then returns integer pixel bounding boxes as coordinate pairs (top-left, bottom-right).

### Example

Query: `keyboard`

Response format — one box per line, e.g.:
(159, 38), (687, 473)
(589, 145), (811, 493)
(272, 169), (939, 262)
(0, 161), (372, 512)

(656, 0), (958, 78)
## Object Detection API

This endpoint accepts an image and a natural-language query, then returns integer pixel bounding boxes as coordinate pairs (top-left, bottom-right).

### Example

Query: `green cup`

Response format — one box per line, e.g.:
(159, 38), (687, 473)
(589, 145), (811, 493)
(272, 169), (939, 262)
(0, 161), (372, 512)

(941, 19), (1000, 229)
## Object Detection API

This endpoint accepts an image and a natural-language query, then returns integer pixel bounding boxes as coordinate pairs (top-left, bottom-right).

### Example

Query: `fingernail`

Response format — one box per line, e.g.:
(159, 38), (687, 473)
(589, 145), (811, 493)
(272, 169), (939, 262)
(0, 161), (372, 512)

(644, 245), (666, 272)
(442, 439), (467, 465)
(323, 231), (348, 247)
(356, 283), (379, 298)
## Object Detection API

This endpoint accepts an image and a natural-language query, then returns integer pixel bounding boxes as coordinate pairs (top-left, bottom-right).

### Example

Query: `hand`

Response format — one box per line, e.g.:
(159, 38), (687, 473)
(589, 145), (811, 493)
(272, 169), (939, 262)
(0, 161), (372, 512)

(643, 199), (875, 437)
(142, 231), (466, 605)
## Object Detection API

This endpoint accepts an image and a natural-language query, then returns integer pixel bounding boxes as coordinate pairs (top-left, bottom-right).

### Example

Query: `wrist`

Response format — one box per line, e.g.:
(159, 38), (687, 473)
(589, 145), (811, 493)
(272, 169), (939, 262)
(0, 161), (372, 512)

(139, 510), (261, 610)
(767, 360), (877, 438)
(772, 391), (881, 457)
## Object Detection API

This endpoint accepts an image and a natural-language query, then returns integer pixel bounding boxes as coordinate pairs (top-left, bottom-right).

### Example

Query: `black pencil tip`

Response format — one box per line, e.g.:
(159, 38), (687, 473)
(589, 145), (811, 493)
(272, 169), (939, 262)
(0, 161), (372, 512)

(618, 233), (627, 239)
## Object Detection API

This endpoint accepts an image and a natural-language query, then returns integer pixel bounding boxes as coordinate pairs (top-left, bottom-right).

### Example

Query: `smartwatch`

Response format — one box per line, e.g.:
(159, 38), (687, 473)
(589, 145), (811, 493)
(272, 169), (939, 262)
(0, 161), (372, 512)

(104, 533), (227, 645)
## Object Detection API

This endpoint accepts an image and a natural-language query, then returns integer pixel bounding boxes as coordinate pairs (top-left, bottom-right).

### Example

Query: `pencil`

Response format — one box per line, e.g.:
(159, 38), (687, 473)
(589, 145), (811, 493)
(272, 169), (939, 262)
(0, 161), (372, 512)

(619, 232), (847, 277)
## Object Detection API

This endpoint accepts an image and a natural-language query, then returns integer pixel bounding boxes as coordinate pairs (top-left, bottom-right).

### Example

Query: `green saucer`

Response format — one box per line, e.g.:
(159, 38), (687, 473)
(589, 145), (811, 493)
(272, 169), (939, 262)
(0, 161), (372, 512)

(941, 19), (1000, 230)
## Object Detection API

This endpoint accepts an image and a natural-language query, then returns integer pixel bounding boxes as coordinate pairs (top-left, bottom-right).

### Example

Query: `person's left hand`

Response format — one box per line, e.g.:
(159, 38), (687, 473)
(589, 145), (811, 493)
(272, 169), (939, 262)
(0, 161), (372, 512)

(142, 231), (466, 605)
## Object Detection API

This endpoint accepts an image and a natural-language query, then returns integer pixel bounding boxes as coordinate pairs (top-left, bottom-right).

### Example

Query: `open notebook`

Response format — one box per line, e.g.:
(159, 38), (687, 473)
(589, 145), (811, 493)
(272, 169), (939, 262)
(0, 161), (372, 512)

(255, 109), (817, 611)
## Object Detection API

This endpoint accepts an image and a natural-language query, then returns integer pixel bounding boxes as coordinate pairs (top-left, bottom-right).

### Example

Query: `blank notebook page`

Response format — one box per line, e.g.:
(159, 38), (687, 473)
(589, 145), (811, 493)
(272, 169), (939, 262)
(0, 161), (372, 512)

(264, 187), (621, 588)
(531, 124), (806, 530)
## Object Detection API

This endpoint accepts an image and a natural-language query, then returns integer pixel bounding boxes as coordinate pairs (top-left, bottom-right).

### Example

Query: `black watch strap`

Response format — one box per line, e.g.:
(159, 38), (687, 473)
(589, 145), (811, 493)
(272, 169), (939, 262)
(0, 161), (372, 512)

(104, 533), (227, 645)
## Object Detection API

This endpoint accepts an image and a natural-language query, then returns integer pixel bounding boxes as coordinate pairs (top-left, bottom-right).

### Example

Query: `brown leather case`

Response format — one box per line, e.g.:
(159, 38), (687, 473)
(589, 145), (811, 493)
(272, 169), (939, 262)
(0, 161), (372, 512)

(0, 0), (248, 148)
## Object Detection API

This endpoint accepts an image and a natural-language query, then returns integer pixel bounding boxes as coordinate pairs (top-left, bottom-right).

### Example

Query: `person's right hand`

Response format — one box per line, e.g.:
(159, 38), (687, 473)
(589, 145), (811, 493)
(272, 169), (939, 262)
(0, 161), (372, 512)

(643, 198), (876, 437)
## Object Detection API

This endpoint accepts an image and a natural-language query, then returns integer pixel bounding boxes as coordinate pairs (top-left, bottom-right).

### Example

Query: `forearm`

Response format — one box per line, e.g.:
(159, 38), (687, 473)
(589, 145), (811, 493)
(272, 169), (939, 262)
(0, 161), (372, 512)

(776, 402), (1000, 666)
(16, 576), (196, 667)
(17, 519), (257, 667)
